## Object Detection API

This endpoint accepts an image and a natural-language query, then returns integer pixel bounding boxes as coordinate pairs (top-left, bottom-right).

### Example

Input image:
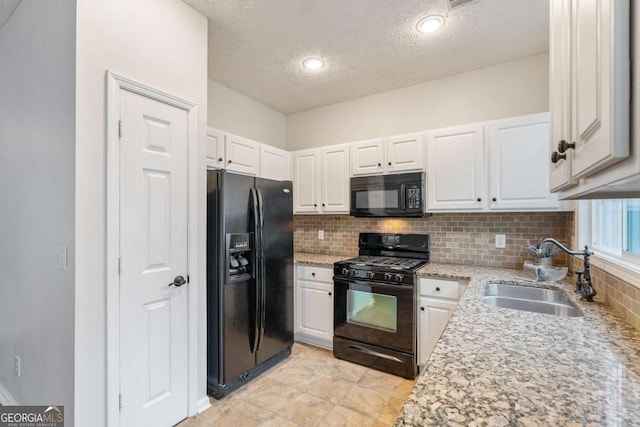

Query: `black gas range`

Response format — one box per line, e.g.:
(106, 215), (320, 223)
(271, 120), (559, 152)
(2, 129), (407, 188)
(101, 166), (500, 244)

(333, 233), (429, 379)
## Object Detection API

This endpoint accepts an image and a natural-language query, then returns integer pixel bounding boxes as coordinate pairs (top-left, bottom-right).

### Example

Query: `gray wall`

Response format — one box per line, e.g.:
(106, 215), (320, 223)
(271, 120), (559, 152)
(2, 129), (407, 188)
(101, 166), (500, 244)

(75, 0), (208, 424)
(0, 0), (76, 422)
(286, 53), (550, 150)
(208, 79), (287, 149)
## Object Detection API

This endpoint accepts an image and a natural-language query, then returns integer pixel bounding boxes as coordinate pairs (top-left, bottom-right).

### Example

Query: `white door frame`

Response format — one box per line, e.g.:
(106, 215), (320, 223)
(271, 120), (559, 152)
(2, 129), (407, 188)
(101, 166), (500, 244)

(105, 71), (200, 426)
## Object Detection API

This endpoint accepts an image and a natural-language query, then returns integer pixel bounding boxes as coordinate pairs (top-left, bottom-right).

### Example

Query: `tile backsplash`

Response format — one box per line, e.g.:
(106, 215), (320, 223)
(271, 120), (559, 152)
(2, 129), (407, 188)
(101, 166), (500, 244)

(294, 212), (572, 269)
(567, 213), (640, 330)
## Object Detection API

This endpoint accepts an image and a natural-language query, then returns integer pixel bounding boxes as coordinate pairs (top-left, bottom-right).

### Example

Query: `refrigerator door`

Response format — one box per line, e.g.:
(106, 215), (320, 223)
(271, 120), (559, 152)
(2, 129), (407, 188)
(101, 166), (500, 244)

(207, 171), (258, 387)
(255, 177), (294, 365)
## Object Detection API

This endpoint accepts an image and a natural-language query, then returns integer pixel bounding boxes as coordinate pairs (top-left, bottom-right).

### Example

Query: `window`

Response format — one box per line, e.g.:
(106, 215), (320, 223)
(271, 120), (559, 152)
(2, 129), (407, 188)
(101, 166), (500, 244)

(581, 199), (640, 266)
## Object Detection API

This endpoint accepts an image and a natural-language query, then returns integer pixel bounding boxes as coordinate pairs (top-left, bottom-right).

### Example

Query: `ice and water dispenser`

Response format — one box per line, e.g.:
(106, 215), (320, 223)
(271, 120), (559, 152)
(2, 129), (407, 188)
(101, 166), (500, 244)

(226, 233), (253, 280)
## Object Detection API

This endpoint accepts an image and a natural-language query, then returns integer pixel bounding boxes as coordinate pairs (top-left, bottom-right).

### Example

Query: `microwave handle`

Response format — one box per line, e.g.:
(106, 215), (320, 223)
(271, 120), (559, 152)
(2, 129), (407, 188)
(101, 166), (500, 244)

(400, 184), (406, 210)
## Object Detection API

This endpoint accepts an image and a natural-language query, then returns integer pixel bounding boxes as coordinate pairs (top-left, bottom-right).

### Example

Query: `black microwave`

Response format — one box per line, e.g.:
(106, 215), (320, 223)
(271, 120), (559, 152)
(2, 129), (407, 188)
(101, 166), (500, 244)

(350, 172), (425, 217)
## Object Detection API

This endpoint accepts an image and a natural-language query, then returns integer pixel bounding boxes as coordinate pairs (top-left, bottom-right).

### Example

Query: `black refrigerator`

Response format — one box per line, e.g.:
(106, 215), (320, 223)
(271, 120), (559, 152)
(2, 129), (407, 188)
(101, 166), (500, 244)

(206, 170), (294, 399)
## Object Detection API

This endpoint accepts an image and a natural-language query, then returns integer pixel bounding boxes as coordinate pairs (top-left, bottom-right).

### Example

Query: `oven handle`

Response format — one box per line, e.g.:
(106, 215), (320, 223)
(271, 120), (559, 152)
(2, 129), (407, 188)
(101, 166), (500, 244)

(334, 278), (414, 291)
(347, 345), (403, 363)
(400, 183), (406, 210)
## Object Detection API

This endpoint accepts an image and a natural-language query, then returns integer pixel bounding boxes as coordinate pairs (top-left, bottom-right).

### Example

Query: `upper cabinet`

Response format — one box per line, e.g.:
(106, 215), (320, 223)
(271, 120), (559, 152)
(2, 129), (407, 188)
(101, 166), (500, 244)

(427, 124), (485, 211)
(549, 0), (575, 191)
(569, 0), (629, 178)
(550, 0), (639, 199)
(386, 133), (426, 173)
(206, 128), (226, 170)
(293, 144), (350, 214)
(488, 113), (560, 210)
(206, 127), (290, 181)
(351, 138), (385, 175)
(427, 113), (564, 212)
(225, 133), (260, 176)
(260, 144), (290, 181)
(351, 133), (425, 176)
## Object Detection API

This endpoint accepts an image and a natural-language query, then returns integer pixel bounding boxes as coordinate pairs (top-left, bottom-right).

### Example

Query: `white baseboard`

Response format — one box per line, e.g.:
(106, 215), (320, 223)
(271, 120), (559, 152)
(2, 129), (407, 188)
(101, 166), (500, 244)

(0, 381), (18, 405)
(195, 396), (211, 414)
(294, 334), (333, 351)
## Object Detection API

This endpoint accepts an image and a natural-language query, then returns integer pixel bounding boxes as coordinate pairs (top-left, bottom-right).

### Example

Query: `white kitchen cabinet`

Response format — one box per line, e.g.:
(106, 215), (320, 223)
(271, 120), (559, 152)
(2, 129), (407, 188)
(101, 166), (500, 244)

(206, 127), (225, 170)
(426, 124), (486, 211)
(320, 144), (350, 212)
(294, 265), (334, 349)
(351, 139), (385, 176)
(225, 133), (259, 176)
(550, 0), (634, 198)
(386, 133), (426, 173)
(417, 277), (465, 367)
(568, 0), (629, 179)
(293, 149), (320, 213)
(488, 113), (560, 210)
(293, 144), (350, 214)
(549, 0), (575, 191)
(351, 135), (425, 176)
(260, 144), (290, 181)
(428, 114), (564, 212)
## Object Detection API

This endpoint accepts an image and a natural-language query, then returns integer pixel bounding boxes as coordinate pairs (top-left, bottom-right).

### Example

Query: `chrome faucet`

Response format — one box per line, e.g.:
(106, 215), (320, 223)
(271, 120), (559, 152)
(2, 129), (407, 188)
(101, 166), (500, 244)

(540, 238), (596, 301)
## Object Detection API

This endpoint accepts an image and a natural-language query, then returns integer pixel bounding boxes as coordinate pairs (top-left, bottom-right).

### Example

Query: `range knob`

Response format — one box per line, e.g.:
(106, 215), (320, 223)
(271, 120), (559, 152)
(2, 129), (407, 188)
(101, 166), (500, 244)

(395, 274), (404, 282)
(384, 273), (392, 281)
(349, 269), (358, 277)
(341, 268), (349, 276)
(366, 271), (375, 279)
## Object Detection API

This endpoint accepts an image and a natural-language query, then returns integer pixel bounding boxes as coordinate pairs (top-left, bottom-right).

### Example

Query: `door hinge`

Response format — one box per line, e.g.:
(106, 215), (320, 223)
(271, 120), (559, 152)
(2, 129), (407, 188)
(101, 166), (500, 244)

(118, 257), (122, 275)
(119, 393), (123, 410)
(118, 120), (123, 139)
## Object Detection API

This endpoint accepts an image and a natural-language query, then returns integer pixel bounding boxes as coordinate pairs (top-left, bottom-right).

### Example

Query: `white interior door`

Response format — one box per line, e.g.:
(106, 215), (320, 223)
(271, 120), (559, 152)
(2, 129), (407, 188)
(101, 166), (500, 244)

(119, 89), (189, 427)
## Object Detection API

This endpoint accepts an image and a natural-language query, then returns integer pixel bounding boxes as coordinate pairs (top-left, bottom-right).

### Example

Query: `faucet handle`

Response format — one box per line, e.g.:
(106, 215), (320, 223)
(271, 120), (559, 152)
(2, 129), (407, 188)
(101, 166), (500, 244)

(574, 270), (584, 293)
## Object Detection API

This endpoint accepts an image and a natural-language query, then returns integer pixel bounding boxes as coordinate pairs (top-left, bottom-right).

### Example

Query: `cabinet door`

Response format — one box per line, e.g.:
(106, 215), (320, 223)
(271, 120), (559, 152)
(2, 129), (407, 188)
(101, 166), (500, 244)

(321, 144), (350, 213)
(206, 128), (225, 169)
(417, 297), (457, 366)
(488, 113), (560, 210)
(260, 144), (290, 181)
(549, 0), (575, 191)
(293, 149), (320, 213)
(570, 0), (629, 179)
(295, 280), (333, 344)
(426, 124), (485, 211)
(351, 139), (385, 176)
(386, 133), (425, 173)
(225, 133), (259, 176)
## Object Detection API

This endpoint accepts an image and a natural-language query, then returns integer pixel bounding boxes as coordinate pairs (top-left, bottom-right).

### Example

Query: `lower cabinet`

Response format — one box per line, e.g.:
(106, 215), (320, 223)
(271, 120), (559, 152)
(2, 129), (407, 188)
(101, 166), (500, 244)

(294, 264), (334, 349)
(417, 277), (466, 367)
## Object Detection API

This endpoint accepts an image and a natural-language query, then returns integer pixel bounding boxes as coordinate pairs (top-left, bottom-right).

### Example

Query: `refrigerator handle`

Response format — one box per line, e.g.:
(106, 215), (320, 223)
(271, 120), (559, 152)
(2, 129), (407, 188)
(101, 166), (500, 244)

(250, 187), (261, 354)
(257, 188), (266, 350)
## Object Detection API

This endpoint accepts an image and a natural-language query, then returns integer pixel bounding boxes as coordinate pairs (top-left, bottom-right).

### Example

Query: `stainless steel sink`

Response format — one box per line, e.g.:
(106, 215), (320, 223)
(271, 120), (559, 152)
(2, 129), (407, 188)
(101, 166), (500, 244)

(482, 283), (583, 317)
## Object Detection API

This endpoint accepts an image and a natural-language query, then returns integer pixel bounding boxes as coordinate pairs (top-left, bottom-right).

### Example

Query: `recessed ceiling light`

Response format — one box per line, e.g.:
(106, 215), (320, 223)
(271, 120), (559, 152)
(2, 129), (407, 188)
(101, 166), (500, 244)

(302, 58), (325, 71)
(416, 15), (445, 34)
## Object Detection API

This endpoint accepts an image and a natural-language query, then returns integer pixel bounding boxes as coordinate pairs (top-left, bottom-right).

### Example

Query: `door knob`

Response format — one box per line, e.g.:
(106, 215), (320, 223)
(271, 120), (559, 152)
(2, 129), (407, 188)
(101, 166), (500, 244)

(169, 275), (187, 287)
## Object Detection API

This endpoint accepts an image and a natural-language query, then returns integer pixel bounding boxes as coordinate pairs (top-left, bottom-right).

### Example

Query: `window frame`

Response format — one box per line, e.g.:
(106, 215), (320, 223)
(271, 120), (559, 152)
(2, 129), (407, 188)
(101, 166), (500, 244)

(578, 200), (640, 288)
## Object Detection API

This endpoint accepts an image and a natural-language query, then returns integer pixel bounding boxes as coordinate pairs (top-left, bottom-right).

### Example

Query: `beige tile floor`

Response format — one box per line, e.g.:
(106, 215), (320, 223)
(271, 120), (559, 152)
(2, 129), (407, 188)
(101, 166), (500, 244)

(178, 342), (417, 427)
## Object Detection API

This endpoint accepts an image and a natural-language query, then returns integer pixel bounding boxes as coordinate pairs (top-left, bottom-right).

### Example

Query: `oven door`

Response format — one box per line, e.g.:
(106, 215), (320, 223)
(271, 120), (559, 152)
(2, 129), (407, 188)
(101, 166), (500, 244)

(333, 277), (415, 354)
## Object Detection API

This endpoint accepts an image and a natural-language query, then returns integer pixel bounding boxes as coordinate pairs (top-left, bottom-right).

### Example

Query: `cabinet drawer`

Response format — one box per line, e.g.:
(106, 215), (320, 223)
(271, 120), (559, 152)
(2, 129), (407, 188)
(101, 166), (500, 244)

(419, 277), (460, 299)
(296, 265), (333, 282)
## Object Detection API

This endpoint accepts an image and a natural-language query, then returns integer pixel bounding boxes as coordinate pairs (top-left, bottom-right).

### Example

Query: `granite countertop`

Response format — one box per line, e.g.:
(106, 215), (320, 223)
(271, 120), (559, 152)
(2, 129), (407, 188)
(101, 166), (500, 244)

(293, 252), (351, 267)
(398, 263), (640, 426)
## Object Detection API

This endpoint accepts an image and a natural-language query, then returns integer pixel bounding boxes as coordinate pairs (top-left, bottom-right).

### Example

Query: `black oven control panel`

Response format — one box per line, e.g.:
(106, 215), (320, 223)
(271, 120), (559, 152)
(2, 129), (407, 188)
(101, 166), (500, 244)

(333, 266), (416, 286)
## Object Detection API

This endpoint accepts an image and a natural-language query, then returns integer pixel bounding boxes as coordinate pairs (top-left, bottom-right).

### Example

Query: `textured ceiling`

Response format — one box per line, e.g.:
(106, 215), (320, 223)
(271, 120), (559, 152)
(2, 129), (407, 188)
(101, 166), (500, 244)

(184, 0), (549, 114)
(0, 0), (21, 32)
